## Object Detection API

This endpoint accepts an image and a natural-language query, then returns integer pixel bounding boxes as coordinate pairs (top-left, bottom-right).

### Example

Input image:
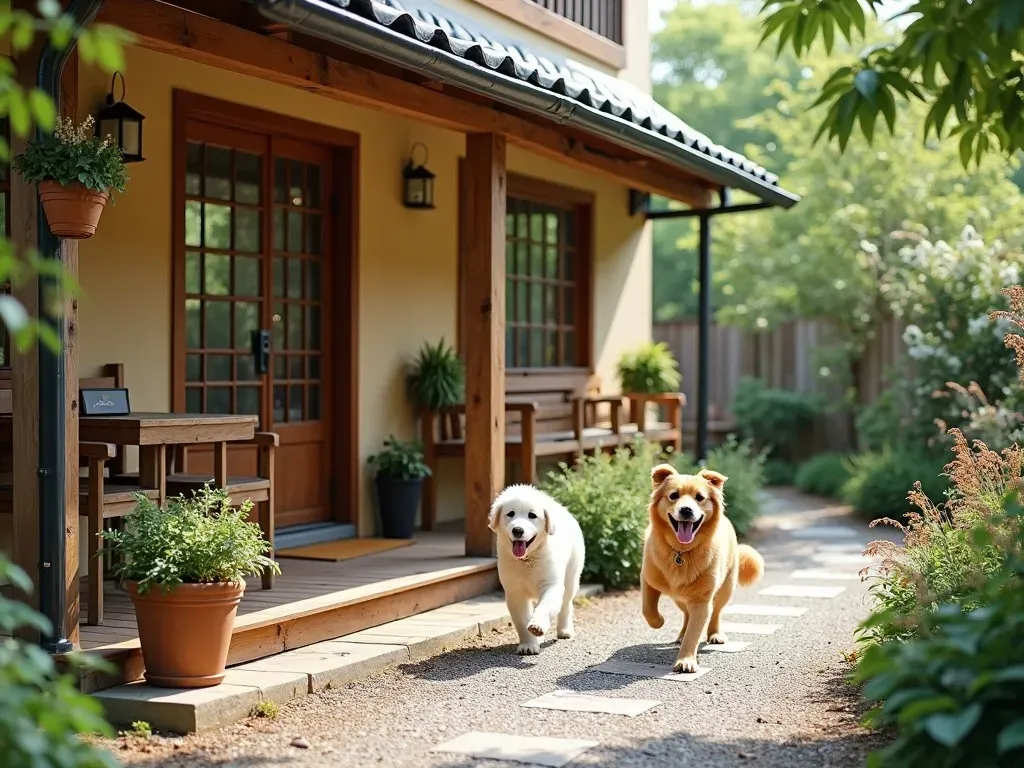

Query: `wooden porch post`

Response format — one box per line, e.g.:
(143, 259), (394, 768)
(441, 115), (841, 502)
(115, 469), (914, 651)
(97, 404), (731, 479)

(461, 134), (506, 557)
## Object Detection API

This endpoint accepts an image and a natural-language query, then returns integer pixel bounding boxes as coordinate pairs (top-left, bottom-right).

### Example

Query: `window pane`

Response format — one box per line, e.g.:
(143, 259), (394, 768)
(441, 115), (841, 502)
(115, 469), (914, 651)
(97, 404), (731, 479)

(235, 256), (260, 297)
(289, 160), (303, 205)
(272, 303), (285, 350)
(529, 329), (543, 367)
(287, 210), (303, 252)
(505, 242), (515, 275)
(207, 354), (232, 382)
(273, 385), (286, 422)
(203, 204), (231, 250)
(273, 157), (287, 203)
(235, 152), (261, 204)
(309, 356), (321, 380)
(515, 212), (528, 239)
(546, 330), (558, 367)
(273, 208), (285, 251)
(530, 283), (543, 323)
(306, 214), (322, 255)
(545, 213), (558, 244)
(289, 355), (304, 379)
(529, 213), (543, 242)
(545, 285), (556, 322)
(274, 354), (287, 379)
(308, 384), (321, 420)
(205, 146), (232, 201)
(234, 302), (259, 349)
(564, 211), (576, 246)
(565, 330), (575, 365)
(185, 251), (201, 294)
(515, 243), (528, 276)
(307, 306), (321, 350)
(563, 288), (575, 326)
(237, 354), (257, 381)
(185, 201), (202, 247)
(530, 244), (543, 276)
(185, 299), (201, 349)
(515, 279), (527, 324)
(185, 387), (202, 413)
(237, 386), (260, 415)
(287, 259), (303, 299)
(235, 208), (261, 253)
(185, 354), (202, 382)
(287, 305), (302, 350)
(563, 249), (575, 280)
(205, 301), (230, 349)
(307, 164), (321, 208)
(206, 387), (230, 414)
(505, 327), (514, 366)
(186, 142), (202, 195)
(306, 261), (321, 301)
(289, 385), (304, 421)
(272, 257), (285, 298)
(204, 253), (230, 295)
(545, 247), (558, 278)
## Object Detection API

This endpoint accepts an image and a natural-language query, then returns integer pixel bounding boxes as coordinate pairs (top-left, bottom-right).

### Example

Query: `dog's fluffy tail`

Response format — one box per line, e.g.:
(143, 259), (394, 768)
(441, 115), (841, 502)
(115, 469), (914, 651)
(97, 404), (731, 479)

(737, 544), (764, 587)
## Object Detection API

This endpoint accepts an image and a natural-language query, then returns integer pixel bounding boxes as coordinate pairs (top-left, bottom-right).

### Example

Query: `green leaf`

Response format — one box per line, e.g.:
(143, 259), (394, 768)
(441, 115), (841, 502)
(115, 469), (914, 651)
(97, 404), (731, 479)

(28, 89), (56, 132)
(858, 99), (878, 143)
(998, 720), (1024, 755)
(923, 704), (982, 748)
(959, 129), (975, 168)
(897, 694), (958, 725)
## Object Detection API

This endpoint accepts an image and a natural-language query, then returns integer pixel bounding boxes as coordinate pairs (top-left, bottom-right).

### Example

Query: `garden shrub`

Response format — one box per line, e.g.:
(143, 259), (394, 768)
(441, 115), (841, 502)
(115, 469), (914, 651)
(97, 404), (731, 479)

(794, 452), (851, 499)
(855, 492), (1024, 767)
(674, 436), (766, 537)
(763, 458), (797, 487)
(730, 376), (821, 459)
(541, 439), (667, 589)
(841, 447), (947, 521)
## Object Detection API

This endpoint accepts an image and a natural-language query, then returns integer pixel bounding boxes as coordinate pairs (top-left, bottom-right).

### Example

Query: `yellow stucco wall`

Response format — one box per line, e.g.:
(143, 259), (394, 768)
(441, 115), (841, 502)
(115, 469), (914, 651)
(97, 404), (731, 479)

(2, 21), (651, 556)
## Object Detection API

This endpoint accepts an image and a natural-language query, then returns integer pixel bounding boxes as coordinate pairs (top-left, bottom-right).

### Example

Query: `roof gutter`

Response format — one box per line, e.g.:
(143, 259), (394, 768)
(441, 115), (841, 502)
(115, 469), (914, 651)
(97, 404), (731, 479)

(256, 0), (799, 208)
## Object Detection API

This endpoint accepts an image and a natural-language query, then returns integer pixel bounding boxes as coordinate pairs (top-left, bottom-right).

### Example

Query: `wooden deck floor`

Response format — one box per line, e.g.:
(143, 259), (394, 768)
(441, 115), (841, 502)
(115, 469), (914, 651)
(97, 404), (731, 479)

(79, 532), (496, 655)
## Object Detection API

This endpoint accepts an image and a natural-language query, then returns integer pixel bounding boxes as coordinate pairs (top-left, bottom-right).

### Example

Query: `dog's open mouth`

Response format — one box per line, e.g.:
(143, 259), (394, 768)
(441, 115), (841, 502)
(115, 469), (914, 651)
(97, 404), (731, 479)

(511, 536), (537, 559)
(670, 516), (703, 546)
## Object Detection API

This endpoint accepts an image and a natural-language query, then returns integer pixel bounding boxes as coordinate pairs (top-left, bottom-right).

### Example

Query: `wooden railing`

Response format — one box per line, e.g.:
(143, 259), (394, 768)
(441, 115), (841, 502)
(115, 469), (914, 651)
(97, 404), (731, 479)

(528, 0), (623, 44)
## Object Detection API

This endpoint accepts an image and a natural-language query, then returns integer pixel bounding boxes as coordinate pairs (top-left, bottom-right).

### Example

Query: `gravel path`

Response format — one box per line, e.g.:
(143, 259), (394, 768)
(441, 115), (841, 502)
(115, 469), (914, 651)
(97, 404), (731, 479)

(106, 490), (894, 767)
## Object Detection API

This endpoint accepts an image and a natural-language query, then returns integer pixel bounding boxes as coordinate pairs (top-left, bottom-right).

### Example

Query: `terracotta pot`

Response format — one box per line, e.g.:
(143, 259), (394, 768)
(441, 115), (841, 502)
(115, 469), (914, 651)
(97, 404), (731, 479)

(127, 580), (244, 688)
(37, 179), (109, 239)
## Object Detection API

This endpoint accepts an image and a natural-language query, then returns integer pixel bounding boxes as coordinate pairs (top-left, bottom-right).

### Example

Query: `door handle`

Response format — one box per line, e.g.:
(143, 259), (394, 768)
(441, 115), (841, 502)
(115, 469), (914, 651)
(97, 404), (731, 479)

(251, 329), (271, 375)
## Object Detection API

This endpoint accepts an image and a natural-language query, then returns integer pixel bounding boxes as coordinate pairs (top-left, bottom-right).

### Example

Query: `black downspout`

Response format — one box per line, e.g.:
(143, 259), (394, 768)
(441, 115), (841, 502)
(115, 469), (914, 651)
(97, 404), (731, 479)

(36, 0), (105, 654)
(696, 211), (711, 465)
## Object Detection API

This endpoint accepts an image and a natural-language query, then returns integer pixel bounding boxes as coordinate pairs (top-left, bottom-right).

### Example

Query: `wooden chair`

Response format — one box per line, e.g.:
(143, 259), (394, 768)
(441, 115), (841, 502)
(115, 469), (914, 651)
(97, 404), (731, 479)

(620, 393), (686, 456)
(81, 441), (162, 626)
(163, 434), (277, 590)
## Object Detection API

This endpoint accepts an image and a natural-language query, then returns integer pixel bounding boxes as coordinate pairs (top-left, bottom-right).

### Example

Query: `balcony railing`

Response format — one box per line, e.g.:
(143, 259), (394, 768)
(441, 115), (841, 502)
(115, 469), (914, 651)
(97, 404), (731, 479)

(528, 0), (623, 45)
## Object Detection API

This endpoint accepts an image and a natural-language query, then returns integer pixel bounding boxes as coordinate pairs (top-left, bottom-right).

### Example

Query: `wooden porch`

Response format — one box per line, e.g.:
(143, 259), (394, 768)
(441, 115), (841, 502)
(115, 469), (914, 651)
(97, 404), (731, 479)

(71, 531), (497, 692)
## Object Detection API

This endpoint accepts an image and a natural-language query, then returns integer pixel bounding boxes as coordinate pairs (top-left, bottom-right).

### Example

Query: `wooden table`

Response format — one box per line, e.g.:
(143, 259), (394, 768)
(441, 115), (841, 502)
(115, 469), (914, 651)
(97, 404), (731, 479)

(80, 413), (258, 500)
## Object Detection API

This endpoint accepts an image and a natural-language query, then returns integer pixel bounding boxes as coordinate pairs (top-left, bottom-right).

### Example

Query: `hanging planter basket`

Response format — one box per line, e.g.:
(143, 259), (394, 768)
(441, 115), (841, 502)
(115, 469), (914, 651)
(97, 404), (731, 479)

(38, 180), (109, 240)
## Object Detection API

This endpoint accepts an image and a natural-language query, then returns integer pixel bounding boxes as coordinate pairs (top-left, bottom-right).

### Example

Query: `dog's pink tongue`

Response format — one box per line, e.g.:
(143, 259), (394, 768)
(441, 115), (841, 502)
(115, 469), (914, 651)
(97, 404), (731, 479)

(512, 540), (528, 558)
(676, 521), (696, 545)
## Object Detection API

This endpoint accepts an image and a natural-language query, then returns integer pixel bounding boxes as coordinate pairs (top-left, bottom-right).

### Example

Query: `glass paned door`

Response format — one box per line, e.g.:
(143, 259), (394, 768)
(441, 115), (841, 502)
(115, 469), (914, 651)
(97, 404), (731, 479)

(180, 121), (333, 527)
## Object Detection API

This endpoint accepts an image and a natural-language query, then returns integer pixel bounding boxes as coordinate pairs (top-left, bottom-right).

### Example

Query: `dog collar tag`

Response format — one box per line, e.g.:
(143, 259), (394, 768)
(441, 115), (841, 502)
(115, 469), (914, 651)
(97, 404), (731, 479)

(674, 552), (684, 566)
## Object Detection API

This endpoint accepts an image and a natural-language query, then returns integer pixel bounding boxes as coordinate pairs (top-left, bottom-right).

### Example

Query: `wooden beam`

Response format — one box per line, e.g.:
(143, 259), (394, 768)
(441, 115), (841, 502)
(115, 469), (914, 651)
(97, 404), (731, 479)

(11, 42), (42, 638)
(462, 134), (506, 558)
(97, 0), (712, 207)
(60, 51), (80, 648)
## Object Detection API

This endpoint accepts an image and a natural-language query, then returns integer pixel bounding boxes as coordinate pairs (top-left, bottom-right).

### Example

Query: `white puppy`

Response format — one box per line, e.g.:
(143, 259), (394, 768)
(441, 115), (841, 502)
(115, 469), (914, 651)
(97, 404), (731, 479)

(489, 484), (585, 655)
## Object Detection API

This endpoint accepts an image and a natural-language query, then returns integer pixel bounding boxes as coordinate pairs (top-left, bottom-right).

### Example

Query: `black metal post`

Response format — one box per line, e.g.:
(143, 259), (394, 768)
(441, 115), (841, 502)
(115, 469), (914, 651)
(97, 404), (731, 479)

(35, 0), (105, 655)
(696, 212), (711, 464)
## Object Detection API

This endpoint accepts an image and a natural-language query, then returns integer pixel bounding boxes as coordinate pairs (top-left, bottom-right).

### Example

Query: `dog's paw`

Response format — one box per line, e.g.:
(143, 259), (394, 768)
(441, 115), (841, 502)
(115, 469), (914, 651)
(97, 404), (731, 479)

(643, 611), (665, 630)
(556, 625), (575, 640)
(672, 656), (699, 674)
(527, 621), (546, 638)
(516, 641), (541, 656)
(707, 632), (728, 645)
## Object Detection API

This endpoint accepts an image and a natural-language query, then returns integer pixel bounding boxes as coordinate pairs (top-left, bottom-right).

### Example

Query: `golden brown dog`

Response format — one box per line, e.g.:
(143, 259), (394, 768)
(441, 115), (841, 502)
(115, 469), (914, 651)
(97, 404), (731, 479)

(641, 463), (764, 673)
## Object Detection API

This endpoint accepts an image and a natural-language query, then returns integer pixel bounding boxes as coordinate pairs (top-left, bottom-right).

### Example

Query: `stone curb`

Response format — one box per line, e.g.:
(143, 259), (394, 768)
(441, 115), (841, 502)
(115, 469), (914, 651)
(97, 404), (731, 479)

(94, 584), (604, 734)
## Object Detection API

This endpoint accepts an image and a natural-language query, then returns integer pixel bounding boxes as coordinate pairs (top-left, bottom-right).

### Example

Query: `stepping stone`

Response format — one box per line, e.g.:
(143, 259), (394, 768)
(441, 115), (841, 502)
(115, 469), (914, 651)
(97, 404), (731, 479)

(699, 640), (750, 653)
(594, 660), (710, 682)
(788, 526), (859, 539)
(790, 568), (862, 581)
(718, 621), (781, 635)
(812, 553), (873, 566)
(431, 732), (598, 767)
(760, 585), (846, 599)
(522, 690), (660, 717)
(723, 603), (808, 618)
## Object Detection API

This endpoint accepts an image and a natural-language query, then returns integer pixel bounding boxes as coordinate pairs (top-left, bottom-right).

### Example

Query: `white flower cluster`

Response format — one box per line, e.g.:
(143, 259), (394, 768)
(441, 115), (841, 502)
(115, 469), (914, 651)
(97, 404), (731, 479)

(52, 114), (115, 149)
(902, 323), (963, 373)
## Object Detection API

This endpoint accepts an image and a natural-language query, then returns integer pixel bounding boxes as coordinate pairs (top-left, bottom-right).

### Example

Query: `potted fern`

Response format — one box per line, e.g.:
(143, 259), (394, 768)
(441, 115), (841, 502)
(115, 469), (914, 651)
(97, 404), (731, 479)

(99, 487), (278, 689)
(616, 341), (682, 394)
(369, 436), (431, 539)
(13, 115), (128, 239)
(408, 339), (464, 412)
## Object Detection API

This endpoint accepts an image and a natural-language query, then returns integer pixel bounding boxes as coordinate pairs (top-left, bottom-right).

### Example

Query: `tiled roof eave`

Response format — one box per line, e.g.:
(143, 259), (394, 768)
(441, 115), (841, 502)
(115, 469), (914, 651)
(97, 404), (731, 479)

(256, 0), (799, 207)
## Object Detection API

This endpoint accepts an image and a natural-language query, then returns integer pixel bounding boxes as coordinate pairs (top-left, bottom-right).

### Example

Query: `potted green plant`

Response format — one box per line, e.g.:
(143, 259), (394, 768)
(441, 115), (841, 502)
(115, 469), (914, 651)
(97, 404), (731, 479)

(408, 338), (464, 411)
(369, 436), (431, 539)
(99, 487), (279, 689)
(13, 115), (128, 239)
(616, 341), (682, 394)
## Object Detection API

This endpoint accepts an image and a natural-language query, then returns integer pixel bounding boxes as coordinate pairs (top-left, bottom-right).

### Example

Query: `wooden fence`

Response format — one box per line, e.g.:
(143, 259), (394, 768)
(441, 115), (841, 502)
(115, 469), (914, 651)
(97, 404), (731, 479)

(653, 316), (907, 453)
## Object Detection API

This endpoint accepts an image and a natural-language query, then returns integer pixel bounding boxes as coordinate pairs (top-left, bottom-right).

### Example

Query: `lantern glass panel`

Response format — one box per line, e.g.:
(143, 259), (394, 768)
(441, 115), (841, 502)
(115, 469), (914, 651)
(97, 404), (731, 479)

(98, 117), (119, 144)
(122, 118), (141, 158)
(406, 177), (425, 206)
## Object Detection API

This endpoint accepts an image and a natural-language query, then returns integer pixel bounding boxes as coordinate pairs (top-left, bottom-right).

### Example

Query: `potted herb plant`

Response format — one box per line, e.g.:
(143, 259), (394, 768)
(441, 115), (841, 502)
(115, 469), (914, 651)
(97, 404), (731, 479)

(99, 487), (279, 689)
(615, 341), (682, 394)
(369, 436), (431, 539)
(408, 338), (464, 412)
(13, 115), (128, 239)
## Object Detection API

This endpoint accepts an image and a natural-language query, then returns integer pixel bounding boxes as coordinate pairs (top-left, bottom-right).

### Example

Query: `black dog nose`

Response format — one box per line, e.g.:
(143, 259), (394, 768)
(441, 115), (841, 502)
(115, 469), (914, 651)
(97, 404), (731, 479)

(512, 526), (524, 538)
(678, 506), (698, 520)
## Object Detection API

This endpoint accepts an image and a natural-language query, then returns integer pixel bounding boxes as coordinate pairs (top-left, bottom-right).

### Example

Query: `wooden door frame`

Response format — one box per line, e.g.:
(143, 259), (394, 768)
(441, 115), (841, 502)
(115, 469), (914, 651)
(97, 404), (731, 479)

(170, 90), (360, 528)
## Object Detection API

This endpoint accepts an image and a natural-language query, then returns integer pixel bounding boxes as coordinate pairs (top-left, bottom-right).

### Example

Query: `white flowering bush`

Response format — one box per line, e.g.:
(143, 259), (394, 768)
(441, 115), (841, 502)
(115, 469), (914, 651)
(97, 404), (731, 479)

(864, 227), (1024, 447)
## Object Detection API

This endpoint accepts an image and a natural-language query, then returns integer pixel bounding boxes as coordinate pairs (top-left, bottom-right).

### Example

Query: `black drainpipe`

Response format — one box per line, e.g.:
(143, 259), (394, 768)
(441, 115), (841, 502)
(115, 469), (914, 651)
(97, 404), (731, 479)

(36, 0), (106, 654)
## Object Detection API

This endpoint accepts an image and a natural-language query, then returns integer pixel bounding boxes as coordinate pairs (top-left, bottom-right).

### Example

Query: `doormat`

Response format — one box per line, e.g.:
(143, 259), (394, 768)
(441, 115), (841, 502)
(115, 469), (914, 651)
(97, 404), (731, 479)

(277, 538), (414, 562)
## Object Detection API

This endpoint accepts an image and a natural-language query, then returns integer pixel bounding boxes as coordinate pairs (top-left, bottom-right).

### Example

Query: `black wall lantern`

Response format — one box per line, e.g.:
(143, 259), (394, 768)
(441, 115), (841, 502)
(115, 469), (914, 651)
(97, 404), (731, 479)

(96, 72), (145, 163)
(402, 142), (435, 209)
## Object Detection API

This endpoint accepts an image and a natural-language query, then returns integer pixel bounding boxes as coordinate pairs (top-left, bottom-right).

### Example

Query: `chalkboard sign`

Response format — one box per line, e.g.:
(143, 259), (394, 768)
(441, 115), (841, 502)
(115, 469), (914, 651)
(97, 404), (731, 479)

(80, 388), (131, 416)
